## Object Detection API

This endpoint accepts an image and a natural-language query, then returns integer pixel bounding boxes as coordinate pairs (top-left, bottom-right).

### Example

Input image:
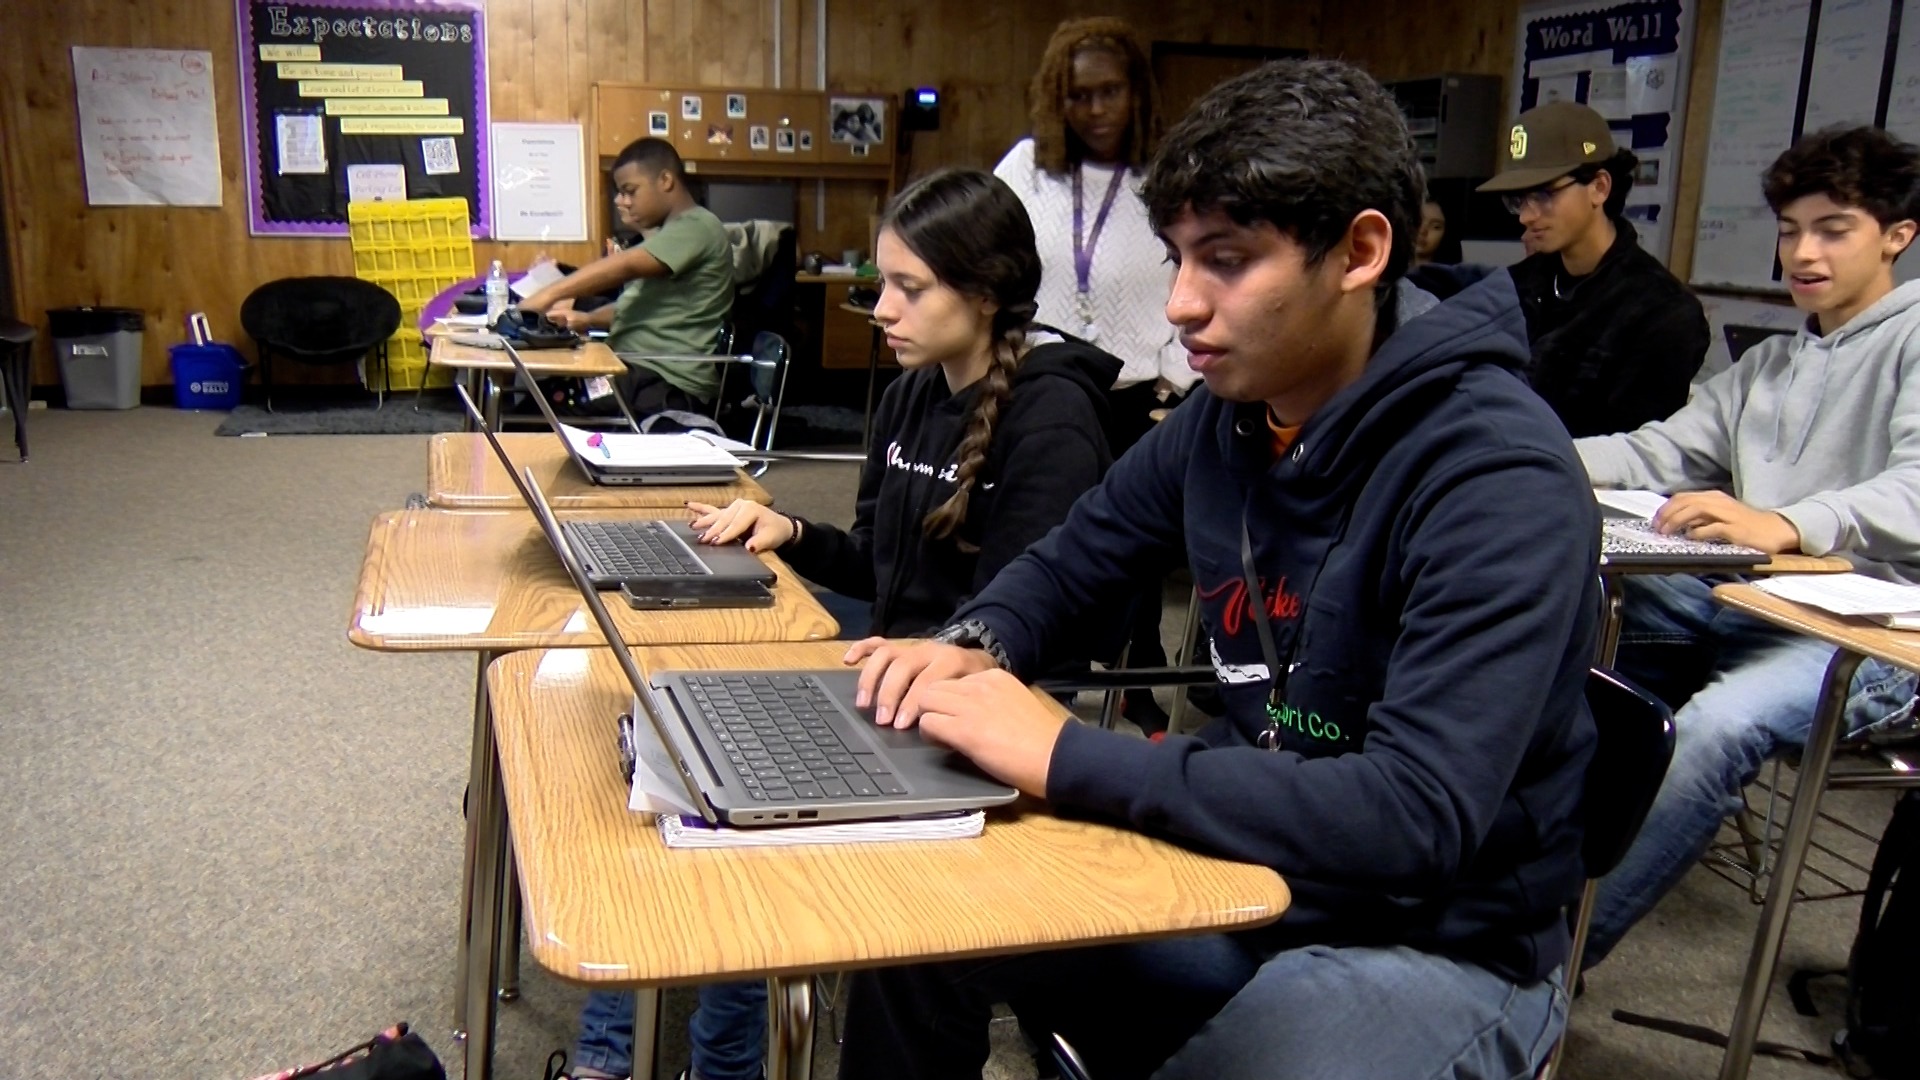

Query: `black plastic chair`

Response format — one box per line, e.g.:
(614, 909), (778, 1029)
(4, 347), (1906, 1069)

(239, 276), (401, 408)
(0, 318), (33, 461)
(1047, 667), (1674, 1080)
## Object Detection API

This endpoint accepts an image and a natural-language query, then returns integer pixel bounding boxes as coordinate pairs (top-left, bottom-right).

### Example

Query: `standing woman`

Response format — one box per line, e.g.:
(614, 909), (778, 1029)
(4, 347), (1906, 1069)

(994, 16), (1190, 731)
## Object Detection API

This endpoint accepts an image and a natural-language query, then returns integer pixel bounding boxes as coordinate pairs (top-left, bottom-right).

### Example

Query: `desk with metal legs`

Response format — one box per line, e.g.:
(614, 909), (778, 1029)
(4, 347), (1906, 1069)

(471, 641), (1292, 1080)
(347, 509), (838, 1043)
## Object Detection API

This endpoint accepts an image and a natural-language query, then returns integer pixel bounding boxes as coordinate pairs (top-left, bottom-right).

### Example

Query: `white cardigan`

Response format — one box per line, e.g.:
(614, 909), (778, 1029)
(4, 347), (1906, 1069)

(993, 138), (1194, 391)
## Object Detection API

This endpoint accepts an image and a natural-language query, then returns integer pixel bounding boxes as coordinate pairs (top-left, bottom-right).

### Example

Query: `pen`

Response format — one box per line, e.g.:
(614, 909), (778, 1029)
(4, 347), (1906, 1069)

(587, 432), (612, 460)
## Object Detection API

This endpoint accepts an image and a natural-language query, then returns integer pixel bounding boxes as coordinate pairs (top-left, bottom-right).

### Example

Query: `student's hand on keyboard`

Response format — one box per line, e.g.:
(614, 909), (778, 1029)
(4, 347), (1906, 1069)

(914, 669), (1065, 798)
(688, 499), (794, 553)
(845, 638), (997, 729)
(1651, 491), (1801, 553)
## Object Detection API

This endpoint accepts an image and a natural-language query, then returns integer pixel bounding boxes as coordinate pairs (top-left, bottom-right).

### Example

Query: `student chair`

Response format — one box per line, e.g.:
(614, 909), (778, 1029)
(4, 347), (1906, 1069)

(0, 318), (34, 461)
(627, 330), (794, 474)
(1540, 667), (1675, 1080)
(240, 276), (401, 409)
(1044, 667), (1674, 1080)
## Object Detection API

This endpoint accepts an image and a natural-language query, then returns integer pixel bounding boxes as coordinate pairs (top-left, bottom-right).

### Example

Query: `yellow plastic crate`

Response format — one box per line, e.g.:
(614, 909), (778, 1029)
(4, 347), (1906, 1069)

(362, 328), (453, 391)
(348, 197), (476, 285)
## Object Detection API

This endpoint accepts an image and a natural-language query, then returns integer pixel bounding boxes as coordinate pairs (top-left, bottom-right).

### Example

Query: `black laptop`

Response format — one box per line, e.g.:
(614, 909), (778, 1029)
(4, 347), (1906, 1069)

(455, 384), (776, 591)
(519, 463), (1020, 827)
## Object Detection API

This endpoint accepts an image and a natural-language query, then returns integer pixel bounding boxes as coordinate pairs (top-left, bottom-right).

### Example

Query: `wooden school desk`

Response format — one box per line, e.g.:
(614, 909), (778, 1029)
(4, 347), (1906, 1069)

(425, 432), (772, 510)
(1704, 585), (1920, 1080)
(347, 508), (838, 1037)
(428, 336), (627, 431)
(1595, 554), (1854, 666)
(467, 642), (1293, 1080)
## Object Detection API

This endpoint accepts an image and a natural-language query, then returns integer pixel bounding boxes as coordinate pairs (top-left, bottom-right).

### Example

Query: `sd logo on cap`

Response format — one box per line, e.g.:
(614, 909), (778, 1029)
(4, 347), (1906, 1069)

(1480, 101), (1615, 193)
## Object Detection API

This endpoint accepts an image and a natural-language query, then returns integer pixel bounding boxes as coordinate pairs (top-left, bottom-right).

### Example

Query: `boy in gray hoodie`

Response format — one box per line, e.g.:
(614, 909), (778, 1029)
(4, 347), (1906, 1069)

(1578, 125), (1920, 966)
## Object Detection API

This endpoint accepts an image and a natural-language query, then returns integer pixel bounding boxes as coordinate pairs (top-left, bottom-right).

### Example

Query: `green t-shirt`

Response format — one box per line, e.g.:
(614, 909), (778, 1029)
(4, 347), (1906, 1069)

(607, 205), (734, 399)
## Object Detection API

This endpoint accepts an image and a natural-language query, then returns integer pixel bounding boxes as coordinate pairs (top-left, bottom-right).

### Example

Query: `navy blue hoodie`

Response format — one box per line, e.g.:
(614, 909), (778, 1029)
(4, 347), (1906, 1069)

(953, 275), (1598, 982)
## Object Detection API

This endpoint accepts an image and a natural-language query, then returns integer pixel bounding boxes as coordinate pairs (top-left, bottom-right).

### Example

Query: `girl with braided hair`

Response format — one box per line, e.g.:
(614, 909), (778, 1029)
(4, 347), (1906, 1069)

(691, 167), (1121, 641)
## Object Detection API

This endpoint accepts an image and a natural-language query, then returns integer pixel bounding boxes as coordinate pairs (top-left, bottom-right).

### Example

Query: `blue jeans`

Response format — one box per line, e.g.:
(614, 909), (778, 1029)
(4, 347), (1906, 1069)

(575, 981), (768, 1080)
(839, 937), (1566, 1080)
(1584, 574), (1918, 966)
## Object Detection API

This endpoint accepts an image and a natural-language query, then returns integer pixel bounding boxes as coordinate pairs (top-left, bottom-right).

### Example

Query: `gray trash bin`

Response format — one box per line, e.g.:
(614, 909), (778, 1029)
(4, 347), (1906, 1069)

(49, 306), (143, 409)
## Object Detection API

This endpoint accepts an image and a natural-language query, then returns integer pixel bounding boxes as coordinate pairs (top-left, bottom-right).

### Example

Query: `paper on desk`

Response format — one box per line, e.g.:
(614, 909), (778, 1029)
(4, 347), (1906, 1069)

(1754, 574), (1920, 629)
(1593, 489), (1670, 518)
(627, 699), (704, 817)
(435, 313), (491, 329)
(658, 809), (986, 849)
(558, 424), (742, 468)
(687, 430), (759, 455)
(510, 260), (566, 299)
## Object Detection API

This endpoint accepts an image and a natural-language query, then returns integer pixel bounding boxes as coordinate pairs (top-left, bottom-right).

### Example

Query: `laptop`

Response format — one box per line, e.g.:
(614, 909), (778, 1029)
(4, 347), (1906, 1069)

(502, 340), (739, 487)
(520, 464), (1020, 826)
(454, 383), (776, 591)
(1598, 502), (1770, 568)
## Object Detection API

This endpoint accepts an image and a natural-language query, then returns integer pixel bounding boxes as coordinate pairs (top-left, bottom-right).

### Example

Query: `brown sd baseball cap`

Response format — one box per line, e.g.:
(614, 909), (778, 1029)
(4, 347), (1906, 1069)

(1478, 102), (1616, 193)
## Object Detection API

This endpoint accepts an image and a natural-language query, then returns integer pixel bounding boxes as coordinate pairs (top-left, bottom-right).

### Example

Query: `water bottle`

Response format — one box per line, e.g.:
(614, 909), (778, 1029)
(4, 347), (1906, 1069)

(484, 259), (509, 324)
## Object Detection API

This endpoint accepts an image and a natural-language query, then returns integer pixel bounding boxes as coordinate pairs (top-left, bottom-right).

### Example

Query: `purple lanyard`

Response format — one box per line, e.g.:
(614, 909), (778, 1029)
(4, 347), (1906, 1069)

(1072, 163), (1128, 297)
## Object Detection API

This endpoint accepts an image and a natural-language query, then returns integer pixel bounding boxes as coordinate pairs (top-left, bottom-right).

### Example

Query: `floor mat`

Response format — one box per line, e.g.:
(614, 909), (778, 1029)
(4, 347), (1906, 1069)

(214, 395), (465, 436)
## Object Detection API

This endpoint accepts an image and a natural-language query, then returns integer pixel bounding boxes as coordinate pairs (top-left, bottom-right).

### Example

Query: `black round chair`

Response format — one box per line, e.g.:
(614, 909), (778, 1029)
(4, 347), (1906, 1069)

(0, 318), (34, 460)
(239, 276), (401, 407)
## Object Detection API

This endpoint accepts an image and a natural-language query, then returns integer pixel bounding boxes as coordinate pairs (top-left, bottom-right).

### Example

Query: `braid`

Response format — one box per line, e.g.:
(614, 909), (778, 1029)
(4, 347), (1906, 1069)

(923, 336), (1023, 546)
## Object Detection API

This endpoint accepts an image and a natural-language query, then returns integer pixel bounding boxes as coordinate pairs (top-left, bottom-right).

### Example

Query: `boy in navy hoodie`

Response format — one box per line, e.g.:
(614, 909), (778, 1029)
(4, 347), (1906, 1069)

(837, 59), (1598, 1080)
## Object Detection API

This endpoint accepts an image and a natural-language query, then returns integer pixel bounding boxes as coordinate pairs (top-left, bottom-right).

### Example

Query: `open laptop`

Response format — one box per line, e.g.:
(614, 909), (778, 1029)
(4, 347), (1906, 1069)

(502, 340), (739, 487)
(1597, 500), (1769, 569)
(520, 464), (1020, 826)
(455, 383), (776, 591)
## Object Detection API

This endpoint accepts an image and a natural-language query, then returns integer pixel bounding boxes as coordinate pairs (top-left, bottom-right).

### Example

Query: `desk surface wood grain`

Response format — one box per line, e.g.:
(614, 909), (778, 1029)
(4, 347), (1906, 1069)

(349, 510), (836, 651)
(1714, 584), (1920, 671)
(430, 337), (627, 376)
(488, 642), (1291, 987)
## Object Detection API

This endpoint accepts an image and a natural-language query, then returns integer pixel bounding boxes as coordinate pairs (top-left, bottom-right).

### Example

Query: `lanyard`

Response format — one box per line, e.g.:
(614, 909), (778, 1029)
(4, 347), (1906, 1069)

(1072, 163), (1128, 298)
(1240, 514), (1300, 752)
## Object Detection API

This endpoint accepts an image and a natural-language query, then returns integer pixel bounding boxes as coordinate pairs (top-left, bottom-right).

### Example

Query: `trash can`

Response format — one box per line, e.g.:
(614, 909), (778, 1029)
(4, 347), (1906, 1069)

(49, 306), (143, 409)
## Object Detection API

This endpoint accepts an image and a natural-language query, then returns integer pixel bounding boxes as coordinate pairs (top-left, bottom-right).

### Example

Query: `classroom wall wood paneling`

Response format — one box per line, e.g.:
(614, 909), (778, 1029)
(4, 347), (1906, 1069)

(4, 0), (1316, 388)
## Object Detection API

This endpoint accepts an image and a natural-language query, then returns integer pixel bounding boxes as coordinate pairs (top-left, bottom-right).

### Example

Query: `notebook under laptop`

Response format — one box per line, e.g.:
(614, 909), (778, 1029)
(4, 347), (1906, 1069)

(502, 340), (739, 487)
(1599, 504), (1770, 568)
(519, 464), (1020, 827)
(455, 384), (776, 591)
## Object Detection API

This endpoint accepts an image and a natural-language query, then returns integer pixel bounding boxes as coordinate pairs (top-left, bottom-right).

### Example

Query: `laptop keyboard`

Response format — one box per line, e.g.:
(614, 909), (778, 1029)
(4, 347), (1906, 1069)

(568, 520), (708, 577)
(685, 674), (910, 802)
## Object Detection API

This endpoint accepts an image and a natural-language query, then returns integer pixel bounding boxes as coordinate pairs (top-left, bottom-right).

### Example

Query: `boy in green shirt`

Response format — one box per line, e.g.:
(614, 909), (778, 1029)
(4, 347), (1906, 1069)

(519, 137), (734, 413)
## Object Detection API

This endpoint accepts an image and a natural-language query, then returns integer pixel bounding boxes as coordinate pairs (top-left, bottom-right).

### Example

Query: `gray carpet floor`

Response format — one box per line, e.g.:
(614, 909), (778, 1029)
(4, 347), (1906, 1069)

(0, 406), (1896, 1080)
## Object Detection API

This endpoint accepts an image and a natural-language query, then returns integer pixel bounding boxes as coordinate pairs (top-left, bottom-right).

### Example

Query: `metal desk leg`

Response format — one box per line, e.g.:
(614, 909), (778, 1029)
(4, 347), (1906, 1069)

(462, 679), (510, 1080)
(458, 370), (483, 433)
(632, 989), (664, 1080)
(1596, 574), (1627, 667)
(498, 842), (522, 1001)
(1166, 585), (1203, 735)
(766, 976), (816, 1080)
(452, 649), (495, 1039)
(482, 372), (504, 432)
(1716, 648), (1863, 1080)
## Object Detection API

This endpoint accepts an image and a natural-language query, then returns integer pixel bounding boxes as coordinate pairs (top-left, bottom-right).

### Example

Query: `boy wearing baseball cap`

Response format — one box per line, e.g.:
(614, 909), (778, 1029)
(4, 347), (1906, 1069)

(1477, 101), (1709, 437)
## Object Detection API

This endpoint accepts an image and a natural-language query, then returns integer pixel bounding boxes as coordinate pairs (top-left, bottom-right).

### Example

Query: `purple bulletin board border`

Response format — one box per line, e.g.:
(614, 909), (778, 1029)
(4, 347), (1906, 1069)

(234, 0), (490, 237)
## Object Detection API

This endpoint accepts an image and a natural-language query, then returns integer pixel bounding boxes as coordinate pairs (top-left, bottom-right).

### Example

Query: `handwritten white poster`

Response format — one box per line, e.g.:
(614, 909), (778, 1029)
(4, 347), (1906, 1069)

(71, 47), (222, 207)
(489, 122), (587, 241)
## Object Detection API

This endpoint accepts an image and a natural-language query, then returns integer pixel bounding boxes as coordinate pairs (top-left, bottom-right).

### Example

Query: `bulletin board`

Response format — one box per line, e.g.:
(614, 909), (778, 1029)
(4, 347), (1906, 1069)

(234, 0), (489, 237)
(1510, 0), (1696, 264)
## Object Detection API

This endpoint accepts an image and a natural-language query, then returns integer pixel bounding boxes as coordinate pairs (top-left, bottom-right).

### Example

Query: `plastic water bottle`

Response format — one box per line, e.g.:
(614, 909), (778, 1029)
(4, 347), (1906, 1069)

(485, 260), (509, 324)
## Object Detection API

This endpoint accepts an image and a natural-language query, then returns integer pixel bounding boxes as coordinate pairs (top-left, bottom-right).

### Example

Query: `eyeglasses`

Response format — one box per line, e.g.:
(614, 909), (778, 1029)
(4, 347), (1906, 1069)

(1501, 179), (1579, 216)
(1065, 83), (1129, 109)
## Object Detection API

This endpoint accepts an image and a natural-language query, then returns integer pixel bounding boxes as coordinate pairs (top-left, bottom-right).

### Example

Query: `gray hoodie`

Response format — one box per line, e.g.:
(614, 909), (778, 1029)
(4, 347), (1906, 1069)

(1577, 279), (1920, 584)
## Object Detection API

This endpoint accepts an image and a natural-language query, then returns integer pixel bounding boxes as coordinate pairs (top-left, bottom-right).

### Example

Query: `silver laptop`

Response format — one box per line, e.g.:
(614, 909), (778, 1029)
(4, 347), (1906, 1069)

(455, 384), (776, 590)
(502, 340), (738, 487)
(520, 464), (1020, 827)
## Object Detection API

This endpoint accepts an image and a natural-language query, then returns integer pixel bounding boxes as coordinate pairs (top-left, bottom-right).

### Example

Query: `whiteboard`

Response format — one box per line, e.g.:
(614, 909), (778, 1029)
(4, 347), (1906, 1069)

(1691, 0), (1920, 291)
